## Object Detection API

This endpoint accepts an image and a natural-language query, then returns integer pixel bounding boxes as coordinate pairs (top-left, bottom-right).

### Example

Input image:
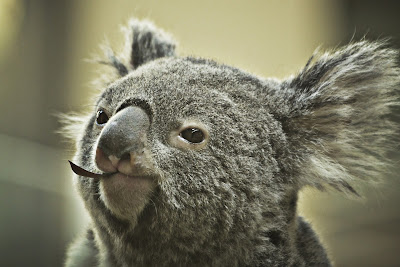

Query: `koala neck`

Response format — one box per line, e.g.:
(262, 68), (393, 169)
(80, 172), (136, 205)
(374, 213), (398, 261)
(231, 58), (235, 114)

(91, 189), (307, 266)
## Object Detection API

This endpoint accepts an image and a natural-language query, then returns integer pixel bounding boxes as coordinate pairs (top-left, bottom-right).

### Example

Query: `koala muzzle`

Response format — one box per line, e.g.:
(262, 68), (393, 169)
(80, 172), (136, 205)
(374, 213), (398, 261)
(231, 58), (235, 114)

(95, 106), (151, 176)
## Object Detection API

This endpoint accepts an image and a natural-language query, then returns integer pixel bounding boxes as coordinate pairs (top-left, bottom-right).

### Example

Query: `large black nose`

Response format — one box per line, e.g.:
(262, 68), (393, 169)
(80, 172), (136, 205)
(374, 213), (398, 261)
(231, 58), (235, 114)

(97, 106), (150, 158)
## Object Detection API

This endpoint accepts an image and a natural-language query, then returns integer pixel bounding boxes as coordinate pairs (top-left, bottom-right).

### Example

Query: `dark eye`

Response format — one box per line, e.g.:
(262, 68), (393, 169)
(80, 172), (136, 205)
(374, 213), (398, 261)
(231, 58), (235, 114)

(180, 128), (205, 144)
(96, 110), (109, 125)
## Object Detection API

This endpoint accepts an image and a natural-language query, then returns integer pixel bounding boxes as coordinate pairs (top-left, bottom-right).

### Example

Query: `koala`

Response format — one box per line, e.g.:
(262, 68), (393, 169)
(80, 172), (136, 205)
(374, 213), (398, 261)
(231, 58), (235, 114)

(62, 19), (399, 266)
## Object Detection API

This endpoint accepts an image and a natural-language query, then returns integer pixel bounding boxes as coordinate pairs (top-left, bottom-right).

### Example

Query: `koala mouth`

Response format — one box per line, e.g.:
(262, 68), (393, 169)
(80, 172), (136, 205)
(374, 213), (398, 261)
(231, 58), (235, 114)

(68, 160), (114, 180)
(68, 160), (155, 181)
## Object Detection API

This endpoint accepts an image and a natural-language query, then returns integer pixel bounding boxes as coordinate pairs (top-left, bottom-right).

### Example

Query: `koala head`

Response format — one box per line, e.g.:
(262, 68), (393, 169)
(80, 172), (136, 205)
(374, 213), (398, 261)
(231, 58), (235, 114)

(63, 19), (399, 266)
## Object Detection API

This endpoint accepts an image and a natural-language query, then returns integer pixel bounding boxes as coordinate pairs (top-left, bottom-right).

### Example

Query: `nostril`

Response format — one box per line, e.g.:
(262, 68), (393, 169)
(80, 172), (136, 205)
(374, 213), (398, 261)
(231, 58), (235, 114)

(108, 155), (121, 168)
(95, 148), (117, 173)
(119, 152), (131, 162)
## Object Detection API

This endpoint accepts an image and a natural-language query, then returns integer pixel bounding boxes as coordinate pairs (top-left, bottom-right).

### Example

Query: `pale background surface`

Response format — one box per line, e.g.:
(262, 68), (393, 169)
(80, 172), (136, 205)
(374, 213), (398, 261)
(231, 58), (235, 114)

(0, 1), (399, 266)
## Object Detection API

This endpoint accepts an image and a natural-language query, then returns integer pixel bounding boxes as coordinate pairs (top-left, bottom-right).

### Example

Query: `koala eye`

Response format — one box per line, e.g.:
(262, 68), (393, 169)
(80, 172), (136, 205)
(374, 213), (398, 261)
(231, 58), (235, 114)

(169, 121), (209, 150)
(96, 110), (109, 125)
(180, 128), (205, 144)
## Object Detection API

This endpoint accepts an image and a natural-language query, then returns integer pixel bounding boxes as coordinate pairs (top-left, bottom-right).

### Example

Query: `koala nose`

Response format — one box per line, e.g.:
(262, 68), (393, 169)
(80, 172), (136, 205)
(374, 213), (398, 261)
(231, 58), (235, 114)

(95, 106), (150, 173)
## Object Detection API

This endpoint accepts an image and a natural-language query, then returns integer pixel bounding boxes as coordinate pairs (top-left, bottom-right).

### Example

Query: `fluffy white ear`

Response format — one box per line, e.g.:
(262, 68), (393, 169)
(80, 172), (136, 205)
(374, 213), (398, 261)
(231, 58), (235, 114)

(279, 41), (400, 194)
(99, 18), (176, 76)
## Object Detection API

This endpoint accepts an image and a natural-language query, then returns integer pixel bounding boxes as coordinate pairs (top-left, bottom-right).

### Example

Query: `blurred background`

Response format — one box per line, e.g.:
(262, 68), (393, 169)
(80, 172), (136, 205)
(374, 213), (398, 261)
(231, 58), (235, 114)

(0, 0), (399, 266)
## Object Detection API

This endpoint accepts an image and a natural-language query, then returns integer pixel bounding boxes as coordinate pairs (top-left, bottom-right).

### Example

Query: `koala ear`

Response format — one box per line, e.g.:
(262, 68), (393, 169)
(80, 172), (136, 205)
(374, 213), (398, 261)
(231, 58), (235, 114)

(100, 18), (176, 76)
(279, 41), (399, 195)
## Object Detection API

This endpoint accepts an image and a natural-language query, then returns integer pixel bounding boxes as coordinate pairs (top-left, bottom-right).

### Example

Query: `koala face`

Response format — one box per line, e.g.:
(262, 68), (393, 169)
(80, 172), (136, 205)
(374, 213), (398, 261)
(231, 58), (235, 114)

(64, 19), (399, 266)
(73, 57), (291, 263)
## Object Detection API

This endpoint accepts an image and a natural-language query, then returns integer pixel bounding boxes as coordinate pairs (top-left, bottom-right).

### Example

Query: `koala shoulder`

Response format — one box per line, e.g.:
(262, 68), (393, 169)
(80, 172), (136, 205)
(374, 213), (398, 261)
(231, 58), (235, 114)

(295, 217), (331, 266)
(65, 229), (99, 267)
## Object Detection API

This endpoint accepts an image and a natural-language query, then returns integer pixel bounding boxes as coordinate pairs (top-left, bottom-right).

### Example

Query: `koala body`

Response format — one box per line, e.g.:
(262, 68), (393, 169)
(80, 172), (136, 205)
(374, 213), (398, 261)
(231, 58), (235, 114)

(64, 19), (399, 266)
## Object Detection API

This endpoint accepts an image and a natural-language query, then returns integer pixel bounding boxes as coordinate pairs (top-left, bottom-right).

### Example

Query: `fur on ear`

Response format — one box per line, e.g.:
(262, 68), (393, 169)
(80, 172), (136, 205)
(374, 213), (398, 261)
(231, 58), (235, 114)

(98, 18), (176, 77)
(278, 40), (400, 194)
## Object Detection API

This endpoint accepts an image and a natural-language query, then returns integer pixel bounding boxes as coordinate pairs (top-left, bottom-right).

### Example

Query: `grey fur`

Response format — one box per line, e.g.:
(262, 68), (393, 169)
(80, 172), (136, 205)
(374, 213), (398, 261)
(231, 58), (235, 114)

(62, 19), (399, 266)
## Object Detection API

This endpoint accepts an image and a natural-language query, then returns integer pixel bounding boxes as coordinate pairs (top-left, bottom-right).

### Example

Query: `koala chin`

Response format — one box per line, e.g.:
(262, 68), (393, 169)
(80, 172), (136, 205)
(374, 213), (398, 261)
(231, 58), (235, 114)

(62, 18), (399, 267)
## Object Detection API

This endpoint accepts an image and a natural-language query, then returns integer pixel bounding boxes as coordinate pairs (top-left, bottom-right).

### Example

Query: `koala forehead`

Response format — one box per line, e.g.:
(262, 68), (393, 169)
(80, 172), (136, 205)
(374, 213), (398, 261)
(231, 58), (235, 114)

(98, 57), (274, 119)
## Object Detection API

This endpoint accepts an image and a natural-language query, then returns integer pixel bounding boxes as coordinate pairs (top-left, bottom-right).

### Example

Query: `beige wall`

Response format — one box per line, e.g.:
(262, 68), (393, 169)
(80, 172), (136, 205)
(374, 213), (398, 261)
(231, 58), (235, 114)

(66, 0), (343, 106)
